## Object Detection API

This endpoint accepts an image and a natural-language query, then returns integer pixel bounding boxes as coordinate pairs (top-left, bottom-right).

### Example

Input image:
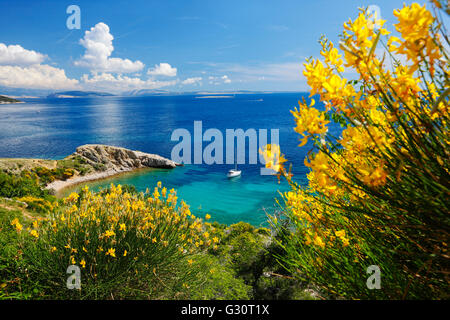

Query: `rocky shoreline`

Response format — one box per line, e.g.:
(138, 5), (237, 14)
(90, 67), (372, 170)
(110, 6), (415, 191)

(46, 168), (139, 194)
(0, 95), (22, 104)
(43, 144), (180, 194)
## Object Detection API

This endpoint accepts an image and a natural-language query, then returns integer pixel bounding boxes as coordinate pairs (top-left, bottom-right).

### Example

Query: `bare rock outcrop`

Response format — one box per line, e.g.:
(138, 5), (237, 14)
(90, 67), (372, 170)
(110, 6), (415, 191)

(45, 145), (179, 194)
(72, 144), (178, 170)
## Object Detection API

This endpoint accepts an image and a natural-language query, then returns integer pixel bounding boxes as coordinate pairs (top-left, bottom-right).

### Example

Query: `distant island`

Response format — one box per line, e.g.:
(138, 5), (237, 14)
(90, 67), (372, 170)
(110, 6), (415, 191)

(46, 91), (116, 98)
(0, 95), (22, 104)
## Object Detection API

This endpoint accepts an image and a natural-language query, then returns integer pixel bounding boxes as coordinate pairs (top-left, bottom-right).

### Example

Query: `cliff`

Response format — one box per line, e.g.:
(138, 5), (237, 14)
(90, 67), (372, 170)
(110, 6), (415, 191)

(70, 144), (178, 170)
(43, 144), (179, 194)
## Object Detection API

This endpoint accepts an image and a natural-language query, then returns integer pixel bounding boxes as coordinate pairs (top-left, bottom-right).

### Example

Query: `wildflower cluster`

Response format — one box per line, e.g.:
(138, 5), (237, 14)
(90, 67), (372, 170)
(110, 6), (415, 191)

(22, 183), (213, 299)
(264, 3), (449, 299)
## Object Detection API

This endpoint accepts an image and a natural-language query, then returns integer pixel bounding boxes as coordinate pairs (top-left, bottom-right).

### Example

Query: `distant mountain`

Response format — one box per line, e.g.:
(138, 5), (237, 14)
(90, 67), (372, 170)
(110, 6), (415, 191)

(47, 91), (115, 98)
(0, 95), (21, 104)
(0, 86), (54, 97)
(126, 89), (172, 96)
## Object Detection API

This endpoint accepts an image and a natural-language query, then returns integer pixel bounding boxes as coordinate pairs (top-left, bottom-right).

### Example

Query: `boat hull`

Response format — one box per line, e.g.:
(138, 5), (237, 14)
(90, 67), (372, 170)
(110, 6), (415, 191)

(227, 170), (242, 178)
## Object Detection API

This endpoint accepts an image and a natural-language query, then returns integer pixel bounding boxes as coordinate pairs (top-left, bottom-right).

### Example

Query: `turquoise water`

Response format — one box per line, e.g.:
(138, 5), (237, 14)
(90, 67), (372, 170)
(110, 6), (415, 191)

(62, 165), (289, 227)
(0, 93), (329, 226)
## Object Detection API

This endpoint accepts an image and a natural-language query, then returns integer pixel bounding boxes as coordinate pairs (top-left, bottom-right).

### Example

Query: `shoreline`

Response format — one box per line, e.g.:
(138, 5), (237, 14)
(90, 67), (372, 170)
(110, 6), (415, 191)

(45, 167), (137, 196)
(43, 144), (179, 195)
(0, 101), (25, 104)
(52, 167), (158, 197)
(1, 145), (179, 198)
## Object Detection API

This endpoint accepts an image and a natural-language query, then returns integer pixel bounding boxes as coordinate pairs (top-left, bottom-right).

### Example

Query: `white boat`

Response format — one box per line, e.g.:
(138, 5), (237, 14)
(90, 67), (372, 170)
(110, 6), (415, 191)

(227, 146), (242, 178)
(227, 168), (241, 178)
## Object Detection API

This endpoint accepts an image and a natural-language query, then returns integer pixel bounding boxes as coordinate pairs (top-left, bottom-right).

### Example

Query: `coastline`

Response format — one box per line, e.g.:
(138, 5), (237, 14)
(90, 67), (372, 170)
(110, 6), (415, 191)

(0, 101), (25, 104)
(46, 167), (133, 195)
(1, 144), (179, 197)
(49, 167), (158, 197)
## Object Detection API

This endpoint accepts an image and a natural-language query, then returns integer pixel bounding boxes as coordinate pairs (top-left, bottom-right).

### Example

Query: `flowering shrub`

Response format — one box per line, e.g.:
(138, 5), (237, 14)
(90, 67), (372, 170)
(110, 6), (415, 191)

(263, 3), (449, 299)
(21, 183), (214, 299)
(16, 196), (54, 213)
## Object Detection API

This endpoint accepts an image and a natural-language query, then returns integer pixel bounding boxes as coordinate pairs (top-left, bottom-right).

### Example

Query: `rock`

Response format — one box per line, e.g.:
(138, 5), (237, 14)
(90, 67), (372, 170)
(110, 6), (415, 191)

(71, 144), (179, 171)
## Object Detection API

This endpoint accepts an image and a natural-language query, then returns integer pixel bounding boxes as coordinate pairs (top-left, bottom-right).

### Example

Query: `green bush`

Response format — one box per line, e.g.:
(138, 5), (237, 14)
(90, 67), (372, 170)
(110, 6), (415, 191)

(18, 184), (248, 299)
(0, 171), (48, 199)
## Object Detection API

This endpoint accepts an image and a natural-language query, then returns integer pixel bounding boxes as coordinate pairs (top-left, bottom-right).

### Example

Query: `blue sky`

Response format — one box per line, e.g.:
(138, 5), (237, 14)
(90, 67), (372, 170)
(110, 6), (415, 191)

(0, 0), (426, 94)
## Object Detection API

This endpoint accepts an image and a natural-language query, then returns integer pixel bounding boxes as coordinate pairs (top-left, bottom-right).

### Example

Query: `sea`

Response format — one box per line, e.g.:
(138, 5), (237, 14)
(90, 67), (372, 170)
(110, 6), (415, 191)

(0, 93), (326, 227)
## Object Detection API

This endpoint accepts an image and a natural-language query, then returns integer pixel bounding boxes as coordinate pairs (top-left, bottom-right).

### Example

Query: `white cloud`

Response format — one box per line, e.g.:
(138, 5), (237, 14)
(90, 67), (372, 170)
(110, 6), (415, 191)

(80, 73), (177, 93)
(219, 62), (303, 82)
(75, 22), (144, 74)
(147, 63), (177, 77)
(181, 77), (202, 85)
(0, 64), (78, 89)
(207, 75), (231, 84)
(221, 75), (231, 83)
(0, 43), (46, 66)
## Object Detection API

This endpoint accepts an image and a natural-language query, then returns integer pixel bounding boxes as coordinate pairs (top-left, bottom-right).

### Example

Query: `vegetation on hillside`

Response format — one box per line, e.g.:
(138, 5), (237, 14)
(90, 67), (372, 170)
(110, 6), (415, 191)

(0, 176), (313, 299)
(0, 95), (20, 103)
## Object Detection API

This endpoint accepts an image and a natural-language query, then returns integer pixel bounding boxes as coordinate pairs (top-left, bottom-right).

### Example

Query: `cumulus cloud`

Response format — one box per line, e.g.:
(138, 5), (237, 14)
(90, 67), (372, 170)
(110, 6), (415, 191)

(208, 75), (231, 84)
(221, 75), (231, 83)
(75, 22), (144, 74)
(0, 43), (46, 66)
(181, 77), (202, 85)
(0, 64), (78, 89)
(147, 63), (177, 77)
(80, 73), (178, 93)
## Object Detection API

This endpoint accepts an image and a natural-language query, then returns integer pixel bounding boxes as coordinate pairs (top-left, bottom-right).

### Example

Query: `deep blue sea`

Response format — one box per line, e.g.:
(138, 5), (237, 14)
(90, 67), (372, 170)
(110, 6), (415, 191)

(0, 93), (321, 226)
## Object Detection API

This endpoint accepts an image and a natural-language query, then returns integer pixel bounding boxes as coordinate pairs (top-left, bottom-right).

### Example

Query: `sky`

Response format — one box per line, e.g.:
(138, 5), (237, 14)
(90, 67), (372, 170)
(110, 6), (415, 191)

(0, 0), (432, 94)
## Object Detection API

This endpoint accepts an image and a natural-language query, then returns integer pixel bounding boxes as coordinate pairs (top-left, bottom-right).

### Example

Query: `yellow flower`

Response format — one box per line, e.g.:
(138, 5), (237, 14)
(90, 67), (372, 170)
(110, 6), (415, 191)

(106, 248), (116, 258)
(313, 235), (325, 248)
(50, 246), (57, 253)
(187, 259), (193, 265)
(335, 230), (346, 238)
(341, 237), (350, 247)
(205, 214), (211, 220)
(11, 218), (23, 232)
(80, 259), (86, 268)
(119, 223), (126, 231)
(391, 4), (439, 74)
(259, 144), (287, 173)
(103, 230), (116, 238)
(30, 230), (39, 238)
(123, 250), (127, 257)
(66, 192), (79, 203)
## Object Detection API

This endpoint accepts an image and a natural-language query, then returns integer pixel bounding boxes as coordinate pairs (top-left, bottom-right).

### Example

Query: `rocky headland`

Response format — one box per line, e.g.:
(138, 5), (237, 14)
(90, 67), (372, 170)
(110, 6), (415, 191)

(0, 95), (22, 104)
(0, 144), (179, 195)
(45, 144), (179, 193)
